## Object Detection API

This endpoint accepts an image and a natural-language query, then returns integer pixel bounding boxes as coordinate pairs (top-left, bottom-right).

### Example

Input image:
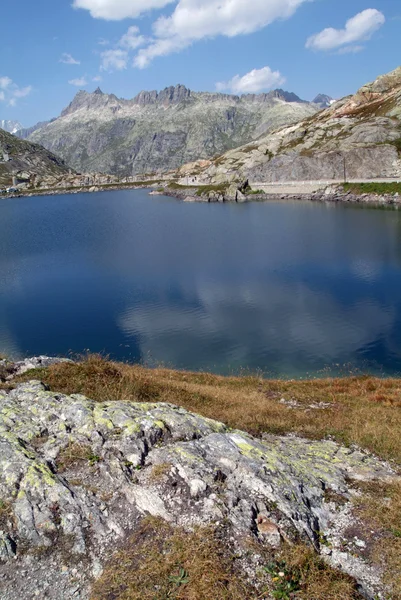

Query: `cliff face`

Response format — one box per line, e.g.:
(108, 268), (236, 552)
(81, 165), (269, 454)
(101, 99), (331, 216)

(192, 66), (401, 184)
(19, 85), (319, 177)
(0, 128), (70, 186)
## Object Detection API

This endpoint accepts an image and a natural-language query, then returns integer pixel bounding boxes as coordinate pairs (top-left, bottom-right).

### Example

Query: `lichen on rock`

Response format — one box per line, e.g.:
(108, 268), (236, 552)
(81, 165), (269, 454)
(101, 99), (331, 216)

(0, 378), (397, 599)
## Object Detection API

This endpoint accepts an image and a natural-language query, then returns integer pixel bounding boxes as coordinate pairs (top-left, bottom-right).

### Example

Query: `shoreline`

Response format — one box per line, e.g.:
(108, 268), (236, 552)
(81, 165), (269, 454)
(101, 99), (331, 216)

(1, 180), (401, 207)
(162, 186), (401, 207)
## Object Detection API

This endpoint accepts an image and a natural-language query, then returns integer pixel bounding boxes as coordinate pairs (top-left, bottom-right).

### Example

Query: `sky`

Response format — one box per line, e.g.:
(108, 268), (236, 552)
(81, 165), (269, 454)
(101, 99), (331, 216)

(0, 0), (400, 126)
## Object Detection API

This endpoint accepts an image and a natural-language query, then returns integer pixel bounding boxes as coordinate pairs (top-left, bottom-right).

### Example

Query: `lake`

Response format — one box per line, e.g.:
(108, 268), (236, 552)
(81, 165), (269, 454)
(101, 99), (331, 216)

(1, 189), (401, 377)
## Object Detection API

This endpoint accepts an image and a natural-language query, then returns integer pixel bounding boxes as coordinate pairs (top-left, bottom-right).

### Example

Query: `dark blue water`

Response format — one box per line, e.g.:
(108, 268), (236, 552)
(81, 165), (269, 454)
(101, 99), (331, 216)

(1, 189), (401, 377)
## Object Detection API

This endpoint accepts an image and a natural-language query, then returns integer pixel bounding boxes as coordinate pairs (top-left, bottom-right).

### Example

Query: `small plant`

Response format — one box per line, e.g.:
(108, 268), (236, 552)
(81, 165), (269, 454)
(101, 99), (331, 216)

(88, 452), (101, 466)
(264, 560), (301, 599)
(169, 567), (189, 587)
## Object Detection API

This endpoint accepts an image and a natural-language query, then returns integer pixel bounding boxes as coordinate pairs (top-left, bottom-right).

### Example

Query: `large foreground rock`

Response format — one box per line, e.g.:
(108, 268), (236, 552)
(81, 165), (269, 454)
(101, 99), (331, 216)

(0, 380), (396, 599)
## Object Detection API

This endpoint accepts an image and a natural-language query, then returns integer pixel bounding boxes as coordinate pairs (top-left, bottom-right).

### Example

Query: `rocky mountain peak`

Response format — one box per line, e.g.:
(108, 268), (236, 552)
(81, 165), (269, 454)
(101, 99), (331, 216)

(0, 120), (23, 134)
(312, 94), (334, 108)
(60, 88), (120, 117)
(268, 89), (305, 103)
(158, 84), (191, 104)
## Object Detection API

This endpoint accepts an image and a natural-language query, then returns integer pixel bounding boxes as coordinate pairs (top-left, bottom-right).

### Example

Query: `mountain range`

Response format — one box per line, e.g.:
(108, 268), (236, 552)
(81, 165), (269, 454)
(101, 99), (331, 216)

(17, 86), (328, 177)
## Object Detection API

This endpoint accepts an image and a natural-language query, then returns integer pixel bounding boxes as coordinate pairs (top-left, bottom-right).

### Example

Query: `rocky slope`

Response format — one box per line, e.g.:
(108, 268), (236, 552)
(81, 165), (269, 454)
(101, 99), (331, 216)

(0, 357), (398, 599)
(20, 86), (320, 177)
(190, 66), (401, 185)
(0, 128), (70, 187)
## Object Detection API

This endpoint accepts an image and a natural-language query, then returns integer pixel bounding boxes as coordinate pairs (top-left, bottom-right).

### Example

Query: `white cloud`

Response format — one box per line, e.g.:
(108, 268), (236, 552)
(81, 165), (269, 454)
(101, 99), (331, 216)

(73, 0), (175, 20)
(13, 86), (32, 98)
(68, 76), (88, 86)
(306, 8), (385, 51)
(0, 76), (12, 90)
(216, 66), (285, 94)
(336, 45), (364, 55)
(92, 75), (103, 82)
(100, 49), (128, 71)
(0, 77), (32, 105)
(74, 0), (313, 68)
(136, 0), (312, 67)
(60, 52), (81, 65)
(119, 26), (147, 50)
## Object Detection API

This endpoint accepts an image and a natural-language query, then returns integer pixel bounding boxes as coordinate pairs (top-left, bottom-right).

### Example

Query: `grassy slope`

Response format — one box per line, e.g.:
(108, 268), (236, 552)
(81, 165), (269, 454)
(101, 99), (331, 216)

(4, 355), (400, 599)
(343, 182), (401, 195)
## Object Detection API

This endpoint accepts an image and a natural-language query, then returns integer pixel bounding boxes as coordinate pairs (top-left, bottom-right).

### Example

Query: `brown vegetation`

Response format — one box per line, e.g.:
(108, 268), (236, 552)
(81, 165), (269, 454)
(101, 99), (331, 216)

(16, 354), (401, 464)
(90, 517), (359, 600)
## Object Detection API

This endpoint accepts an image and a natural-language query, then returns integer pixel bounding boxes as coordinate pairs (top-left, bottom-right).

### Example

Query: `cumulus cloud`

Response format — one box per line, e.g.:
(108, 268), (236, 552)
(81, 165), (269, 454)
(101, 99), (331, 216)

(68, 76), (88, 86)
(216, 66), (285, 94)
(75, 0), (313, 68)
(119, 26), (147, 50)
(100, 49), (128, 71)
(0, 77), (32, 105)
(13, 86), (32, 98)
(60, 52), (81, 65)
(306, 8), (385, 52)
(0, 76), (12, 90)
(73, 0), (175, 20)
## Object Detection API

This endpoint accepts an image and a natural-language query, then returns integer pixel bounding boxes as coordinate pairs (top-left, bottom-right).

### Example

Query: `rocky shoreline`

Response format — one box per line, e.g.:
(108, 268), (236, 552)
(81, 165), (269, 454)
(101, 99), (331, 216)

(1, 178), (401, 208)
(163, 186), (401, 207)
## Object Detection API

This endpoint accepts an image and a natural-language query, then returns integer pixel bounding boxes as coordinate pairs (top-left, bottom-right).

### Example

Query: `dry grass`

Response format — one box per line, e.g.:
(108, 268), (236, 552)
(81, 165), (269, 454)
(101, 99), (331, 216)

(149, 462), (172, 482)
(55, 441), (101, 472)
(0, 500), (13, 531)
(271, 544), (360, 600)
(16, 355), (401, 465)
(90, 517), (254, 600)
(354, 481), (401, 597)
(91, 518), (360, 600)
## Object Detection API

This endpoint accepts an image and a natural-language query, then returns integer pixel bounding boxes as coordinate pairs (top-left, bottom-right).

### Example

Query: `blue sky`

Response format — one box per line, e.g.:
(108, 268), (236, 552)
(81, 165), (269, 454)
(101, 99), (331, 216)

(0, 0), (400, 126)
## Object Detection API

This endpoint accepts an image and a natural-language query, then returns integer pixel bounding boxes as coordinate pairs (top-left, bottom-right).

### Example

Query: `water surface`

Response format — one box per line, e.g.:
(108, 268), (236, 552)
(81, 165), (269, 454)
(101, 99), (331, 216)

(1, 190), (401, 377)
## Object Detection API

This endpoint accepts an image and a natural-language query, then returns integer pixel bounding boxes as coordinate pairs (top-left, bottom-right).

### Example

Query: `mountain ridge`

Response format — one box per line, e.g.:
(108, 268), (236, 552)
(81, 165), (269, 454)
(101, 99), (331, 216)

(19, 84), (324, 176)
